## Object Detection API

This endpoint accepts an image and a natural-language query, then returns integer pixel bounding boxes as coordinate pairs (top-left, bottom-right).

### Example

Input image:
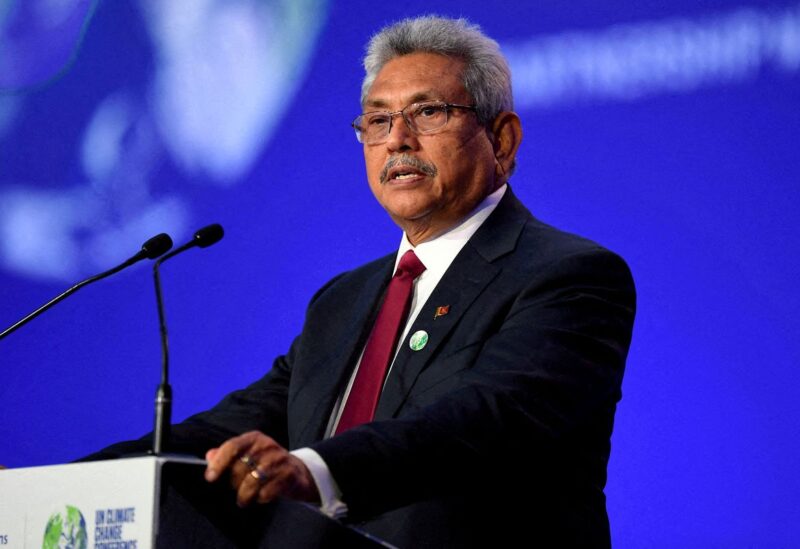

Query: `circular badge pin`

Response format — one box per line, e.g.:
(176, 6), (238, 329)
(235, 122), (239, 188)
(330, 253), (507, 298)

(409, 330), (429, 351)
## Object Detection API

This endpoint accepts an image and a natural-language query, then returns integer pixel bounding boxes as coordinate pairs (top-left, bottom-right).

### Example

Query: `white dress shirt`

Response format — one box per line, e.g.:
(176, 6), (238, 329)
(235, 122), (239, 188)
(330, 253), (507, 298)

(293, 184), (507, 518)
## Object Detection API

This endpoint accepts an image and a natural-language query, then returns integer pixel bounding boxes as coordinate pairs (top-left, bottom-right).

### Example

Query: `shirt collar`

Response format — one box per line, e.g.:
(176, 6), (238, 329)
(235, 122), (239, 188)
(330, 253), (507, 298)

(394, 183), (507, 274)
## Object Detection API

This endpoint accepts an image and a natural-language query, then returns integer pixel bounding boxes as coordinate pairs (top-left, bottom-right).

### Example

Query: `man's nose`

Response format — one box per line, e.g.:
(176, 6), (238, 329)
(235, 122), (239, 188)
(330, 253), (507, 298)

(385, 114), (419, 152)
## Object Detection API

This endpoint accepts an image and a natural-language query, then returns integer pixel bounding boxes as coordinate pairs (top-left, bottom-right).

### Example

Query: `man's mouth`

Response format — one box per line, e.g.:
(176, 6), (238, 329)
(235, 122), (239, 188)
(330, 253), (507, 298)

(389, 168), (424, 181)
(380, 155), (437, 184)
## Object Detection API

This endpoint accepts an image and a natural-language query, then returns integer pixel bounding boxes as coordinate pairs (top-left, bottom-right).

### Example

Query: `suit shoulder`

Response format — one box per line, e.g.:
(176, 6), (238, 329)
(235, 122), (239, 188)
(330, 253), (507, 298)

(523, 216), (604, 255)
(517, 217), (635, 297)
(474, 189), (630, 273)
(474, 206), (634, 300)
(308, 251), (395, 305)
(519, 215), (627, 265)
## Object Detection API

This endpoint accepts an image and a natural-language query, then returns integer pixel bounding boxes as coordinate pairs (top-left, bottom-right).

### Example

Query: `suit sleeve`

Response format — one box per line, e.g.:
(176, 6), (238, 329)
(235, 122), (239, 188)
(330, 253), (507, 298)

(309, 248), (636, 519)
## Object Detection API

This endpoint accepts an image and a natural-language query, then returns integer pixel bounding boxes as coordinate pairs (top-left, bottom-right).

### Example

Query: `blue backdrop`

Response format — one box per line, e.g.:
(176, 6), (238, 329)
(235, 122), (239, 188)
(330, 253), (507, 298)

(2, 1), (798, 546)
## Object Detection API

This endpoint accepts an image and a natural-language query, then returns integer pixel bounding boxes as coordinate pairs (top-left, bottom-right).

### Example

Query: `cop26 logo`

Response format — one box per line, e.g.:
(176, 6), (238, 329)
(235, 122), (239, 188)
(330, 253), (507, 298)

(42, 505), (88, 549)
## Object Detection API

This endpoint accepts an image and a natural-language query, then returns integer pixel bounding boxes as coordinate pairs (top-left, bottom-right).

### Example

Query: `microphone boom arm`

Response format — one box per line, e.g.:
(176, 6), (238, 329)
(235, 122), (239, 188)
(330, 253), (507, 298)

(0, 233), (173, 341)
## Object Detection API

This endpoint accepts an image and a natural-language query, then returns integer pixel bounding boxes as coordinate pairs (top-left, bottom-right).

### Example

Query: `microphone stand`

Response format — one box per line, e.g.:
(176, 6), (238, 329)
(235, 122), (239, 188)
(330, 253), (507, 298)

(150, 224), (224, 456)
(152, 261), (172, 456)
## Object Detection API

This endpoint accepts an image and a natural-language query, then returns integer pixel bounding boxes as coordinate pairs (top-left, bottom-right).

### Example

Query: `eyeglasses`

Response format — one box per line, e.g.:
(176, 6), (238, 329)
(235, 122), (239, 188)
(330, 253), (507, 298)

(352, 100), (477, 144)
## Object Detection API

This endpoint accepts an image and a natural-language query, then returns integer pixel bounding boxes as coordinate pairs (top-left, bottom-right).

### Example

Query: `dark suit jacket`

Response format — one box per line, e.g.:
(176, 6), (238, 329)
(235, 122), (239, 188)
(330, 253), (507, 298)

(89, 188), (636, 548)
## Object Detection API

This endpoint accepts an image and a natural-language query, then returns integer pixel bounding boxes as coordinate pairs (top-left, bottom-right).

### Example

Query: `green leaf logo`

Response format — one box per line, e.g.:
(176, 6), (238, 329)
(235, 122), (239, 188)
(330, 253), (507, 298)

(42, 505), (87, 549)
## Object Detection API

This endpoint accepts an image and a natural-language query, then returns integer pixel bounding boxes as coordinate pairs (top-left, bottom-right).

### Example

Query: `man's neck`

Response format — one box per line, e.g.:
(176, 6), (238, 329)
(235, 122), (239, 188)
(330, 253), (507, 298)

(401, 184), (507, 248)
(401, 184), (508, 246)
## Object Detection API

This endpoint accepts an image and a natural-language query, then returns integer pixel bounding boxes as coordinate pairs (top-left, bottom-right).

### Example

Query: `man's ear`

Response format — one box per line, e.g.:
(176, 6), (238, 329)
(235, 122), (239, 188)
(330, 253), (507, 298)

(489, 111), (523, 181)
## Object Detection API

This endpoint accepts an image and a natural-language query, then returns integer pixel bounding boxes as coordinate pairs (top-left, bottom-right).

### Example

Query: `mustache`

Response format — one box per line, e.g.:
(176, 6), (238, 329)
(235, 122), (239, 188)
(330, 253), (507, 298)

(379, 154), (438, 184)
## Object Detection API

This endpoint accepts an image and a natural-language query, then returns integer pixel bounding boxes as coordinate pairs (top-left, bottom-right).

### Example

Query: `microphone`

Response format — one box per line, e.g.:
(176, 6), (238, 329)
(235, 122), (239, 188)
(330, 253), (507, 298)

(151, 223), (224, 455)
(0, 233), (173, 340)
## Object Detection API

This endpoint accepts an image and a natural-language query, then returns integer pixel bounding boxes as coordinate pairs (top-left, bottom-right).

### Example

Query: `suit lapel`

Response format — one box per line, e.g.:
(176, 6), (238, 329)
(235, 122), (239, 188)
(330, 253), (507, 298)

(374, 188), (530, 420)
(374, 245), (500, 419)
(292, 257), (394, 447)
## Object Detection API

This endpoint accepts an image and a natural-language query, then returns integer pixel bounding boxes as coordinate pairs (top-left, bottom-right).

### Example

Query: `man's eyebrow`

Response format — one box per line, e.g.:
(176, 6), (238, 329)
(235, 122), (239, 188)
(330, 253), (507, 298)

(407, 90), (442, 104)
(364, 98), (390, 110)
(364, 90), (444, 111)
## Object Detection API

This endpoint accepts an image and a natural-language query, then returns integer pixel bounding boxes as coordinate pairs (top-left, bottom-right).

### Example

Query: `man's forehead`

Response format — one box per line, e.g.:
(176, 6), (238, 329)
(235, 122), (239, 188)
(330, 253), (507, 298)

(363, 53), (469, 109)
(364, 90), (444, 109)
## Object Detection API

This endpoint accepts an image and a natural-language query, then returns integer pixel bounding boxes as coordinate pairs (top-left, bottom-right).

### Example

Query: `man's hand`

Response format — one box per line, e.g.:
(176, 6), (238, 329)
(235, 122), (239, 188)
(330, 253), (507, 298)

(204, 431), (319, 508)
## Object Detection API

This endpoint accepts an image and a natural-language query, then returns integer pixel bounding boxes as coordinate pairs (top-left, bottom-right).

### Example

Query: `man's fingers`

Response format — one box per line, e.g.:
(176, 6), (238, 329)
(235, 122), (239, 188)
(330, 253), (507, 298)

(236, 449), (317, 507)
(236, 465), (270, 507)
(255, 453), (318, 505)
(228, 450), (267, 490)
(204, 432), (319, 507)
(205, 431), (265, 482)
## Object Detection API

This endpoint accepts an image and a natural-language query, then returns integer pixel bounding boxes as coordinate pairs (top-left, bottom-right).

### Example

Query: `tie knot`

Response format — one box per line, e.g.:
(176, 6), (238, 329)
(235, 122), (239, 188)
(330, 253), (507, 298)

(396, 250), (426, 279)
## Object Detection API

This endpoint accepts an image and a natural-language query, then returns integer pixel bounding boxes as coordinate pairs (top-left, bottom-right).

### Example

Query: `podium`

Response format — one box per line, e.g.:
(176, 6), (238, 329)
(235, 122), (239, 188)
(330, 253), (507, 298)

(0, 456), (392, 548)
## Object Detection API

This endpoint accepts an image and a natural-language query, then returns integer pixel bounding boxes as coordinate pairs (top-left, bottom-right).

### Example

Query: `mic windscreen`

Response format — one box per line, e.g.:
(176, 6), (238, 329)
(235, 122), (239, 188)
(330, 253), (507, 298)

(193, 224), (224, 248)
(142, 233), (173, 259)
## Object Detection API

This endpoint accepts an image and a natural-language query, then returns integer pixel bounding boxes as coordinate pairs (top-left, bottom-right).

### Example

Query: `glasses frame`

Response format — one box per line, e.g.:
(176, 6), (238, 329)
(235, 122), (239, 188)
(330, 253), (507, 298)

(352, 101), (477, 144)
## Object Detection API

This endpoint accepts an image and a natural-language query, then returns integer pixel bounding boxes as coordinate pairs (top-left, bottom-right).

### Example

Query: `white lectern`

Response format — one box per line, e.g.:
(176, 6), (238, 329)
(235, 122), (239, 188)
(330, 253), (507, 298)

(0, 456), (390, 548)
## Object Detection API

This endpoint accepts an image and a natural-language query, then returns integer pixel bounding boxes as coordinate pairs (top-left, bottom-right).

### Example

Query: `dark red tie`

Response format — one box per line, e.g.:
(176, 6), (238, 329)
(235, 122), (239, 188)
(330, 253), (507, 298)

(335, 250), (426, 434)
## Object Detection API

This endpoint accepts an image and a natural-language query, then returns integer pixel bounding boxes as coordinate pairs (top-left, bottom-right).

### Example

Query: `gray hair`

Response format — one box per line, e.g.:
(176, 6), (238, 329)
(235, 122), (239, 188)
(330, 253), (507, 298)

(361, 15), (513, 125)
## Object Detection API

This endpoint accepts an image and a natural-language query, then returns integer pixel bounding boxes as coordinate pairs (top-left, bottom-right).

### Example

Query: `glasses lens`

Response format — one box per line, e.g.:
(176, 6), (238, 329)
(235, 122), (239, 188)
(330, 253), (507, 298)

(355, 113), (391, 143)
(352, 102), (453, 144)
(408, 102), (447, 132)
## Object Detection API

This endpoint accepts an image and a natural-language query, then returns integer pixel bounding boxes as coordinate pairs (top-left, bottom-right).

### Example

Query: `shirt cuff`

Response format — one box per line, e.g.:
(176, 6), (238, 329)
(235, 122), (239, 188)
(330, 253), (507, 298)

(291, 447), (348, 520)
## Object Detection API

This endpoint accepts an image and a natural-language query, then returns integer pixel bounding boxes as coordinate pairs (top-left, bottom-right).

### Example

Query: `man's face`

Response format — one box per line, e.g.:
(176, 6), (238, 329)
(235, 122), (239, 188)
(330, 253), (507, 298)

(362, 52), (499, 244)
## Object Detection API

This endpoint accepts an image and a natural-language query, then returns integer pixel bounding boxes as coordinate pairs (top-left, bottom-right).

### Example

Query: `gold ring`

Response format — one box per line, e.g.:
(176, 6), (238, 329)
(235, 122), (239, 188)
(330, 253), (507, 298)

(249, 468), (269, 484)
(239, 455), (254, 467)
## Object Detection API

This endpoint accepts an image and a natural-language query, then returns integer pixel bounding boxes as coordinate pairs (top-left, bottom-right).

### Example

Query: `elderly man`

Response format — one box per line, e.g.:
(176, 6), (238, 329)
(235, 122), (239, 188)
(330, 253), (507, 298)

(89, 15), (635, 548)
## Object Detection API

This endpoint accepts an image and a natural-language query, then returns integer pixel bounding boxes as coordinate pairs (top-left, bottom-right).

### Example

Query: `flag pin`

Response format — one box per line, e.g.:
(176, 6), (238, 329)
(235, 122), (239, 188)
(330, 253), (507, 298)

(433, 305), (450, 320)
(409, 330), (429, 351)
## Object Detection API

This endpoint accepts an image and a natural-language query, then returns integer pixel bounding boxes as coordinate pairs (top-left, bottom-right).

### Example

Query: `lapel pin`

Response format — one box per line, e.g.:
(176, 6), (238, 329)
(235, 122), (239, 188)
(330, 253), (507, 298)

(433, 305), (450, 320)
(409, 330), (429, 351)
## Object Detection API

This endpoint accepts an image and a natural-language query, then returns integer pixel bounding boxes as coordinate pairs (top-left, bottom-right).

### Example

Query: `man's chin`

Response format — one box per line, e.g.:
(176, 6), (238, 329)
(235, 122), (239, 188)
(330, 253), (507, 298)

(388, 207), (461, 244)
(385, 202), (434, 221)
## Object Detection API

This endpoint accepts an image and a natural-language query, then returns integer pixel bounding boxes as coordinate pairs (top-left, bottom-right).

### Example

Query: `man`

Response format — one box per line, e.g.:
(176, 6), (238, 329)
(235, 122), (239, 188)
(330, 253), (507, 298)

(89, 15), (635, 547)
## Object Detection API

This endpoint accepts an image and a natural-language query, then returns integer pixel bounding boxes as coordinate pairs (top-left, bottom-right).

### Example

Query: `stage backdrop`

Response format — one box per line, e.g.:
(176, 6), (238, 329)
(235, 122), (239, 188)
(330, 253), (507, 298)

(2, 1), (798, 546)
